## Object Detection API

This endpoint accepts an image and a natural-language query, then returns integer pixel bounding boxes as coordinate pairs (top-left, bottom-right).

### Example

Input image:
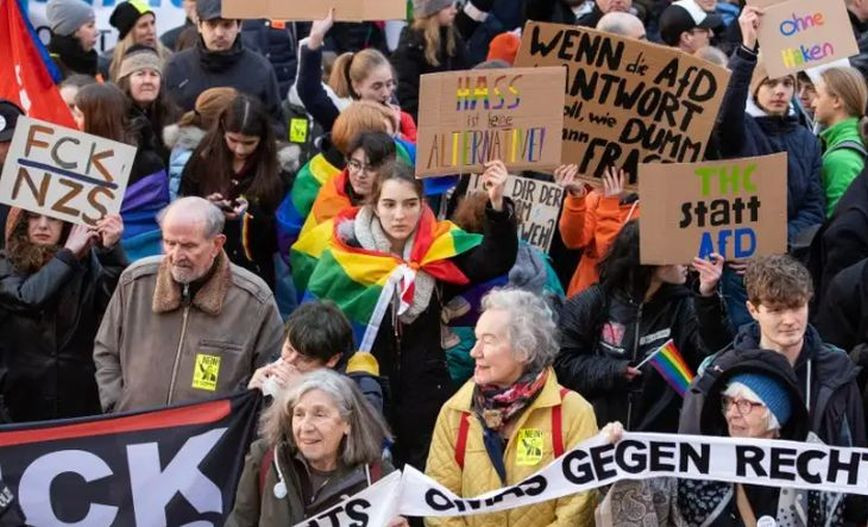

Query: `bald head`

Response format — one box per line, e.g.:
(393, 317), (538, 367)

(596, 12), (646, 40)
(159, 197), (225, 239)
(159, 197), (226, 284)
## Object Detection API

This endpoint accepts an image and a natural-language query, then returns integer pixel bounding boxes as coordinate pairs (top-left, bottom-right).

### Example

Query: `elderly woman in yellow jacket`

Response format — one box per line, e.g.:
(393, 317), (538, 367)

(424, 288), (599, 527)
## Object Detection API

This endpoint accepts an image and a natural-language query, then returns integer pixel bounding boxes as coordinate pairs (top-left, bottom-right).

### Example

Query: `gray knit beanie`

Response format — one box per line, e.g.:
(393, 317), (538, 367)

(46, 0), (95, 37)
(413, 0), (454, 18)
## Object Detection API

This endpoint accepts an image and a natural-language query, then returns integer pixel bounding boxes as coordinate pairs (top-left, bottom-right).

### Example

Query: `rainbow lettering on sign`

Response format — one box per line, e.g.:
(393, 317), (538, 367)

(777, 11), (834, 69)
(455, 75), (522, 112)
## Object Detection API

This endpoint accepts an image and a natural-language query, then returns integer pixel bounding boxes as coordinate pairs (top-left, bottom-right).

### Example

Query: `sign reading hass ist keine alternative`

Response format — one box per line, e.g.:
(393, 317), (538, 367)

(748, 0), (858, 78)
(639, 153), (788, 265)
(415, 66), (566, 178)
(514, 22), (730, 186)
(0, 116), (136, 227)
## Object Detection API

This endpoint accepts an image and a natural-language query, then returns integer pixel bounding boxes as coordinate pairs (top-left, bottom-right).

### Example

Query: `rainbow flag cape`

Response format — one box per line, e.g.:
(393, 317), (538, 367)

(303, 206), (482, 351)
(276, 153), (342, 258)
(646, 340), (695, 397)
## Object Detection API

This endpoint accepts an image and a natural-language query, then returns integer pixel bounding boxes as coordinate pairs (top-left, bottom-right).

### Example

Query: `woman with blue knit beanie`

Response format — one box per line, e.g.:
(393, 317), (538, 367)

(598, 349), (846, 526)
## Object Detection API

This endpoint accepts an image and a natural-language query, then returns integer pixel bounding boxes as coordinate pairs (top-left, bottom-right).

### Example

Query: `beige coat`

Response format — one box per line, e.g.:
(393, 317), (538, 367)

(93, 251), (284, 412)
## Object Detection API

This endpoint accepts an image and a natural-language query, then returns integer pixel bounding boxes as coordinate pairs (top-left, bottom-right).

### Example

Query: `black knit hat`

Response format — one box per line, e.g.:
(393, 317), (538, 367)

(109, 0), (154, 41)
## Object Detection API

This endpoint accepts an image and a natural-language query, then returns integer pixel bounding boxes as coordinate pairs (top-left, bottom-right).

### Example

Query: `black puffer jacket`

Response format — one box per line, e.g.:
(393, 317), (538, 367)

(681, 323), (867, 448)
(391, 25), (470, 120)
(810, 167), (868, 312)
(0, 223), (127, 422)
(556, 283), (732, 432)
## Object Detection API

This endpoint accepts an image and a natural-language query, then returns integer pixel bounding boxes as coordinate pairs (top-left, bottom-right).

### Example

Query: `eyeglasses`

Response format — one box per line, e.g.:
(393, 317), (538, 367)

(347, 158), (377, 173)
(721, 396), (764, 416)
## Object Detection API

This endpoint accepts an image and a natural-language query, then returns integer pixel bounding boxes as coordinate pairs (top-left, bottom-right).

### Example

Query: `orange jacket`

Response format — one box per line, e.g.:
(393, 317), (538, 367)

(559, 191), (640, 297)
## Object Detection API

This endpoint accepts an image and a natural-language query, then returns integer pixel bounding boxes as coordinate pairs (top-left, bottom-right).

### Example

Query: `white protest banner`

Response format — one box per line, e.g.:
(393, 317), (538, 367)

(466, 173), (564, 252)
(0, 117), (136, 227)
(298, 432), (868, 526)
(291, 471), (401, 527)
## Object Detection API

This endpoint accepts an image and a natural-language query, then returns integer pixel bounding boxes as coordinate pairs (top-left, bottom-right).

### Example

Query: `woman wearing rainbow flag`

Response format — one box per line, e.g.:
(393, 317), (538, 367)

(299, 160), (518, 470)
(555, 220), (733, 433)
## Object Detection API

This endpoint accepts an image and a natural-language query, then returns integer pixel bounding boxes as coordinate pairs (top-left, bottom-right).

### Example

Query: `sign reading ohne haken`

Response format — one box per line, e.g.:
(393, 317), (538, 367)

(416, 66), (566, 178)
(0, 117), (136, 227)
(748, 0), (858, 78)
(221, 0), (406, 21)
(514, 22), (730, 186)
(467, 173), (564, 252)
(639, 153), (788, 265)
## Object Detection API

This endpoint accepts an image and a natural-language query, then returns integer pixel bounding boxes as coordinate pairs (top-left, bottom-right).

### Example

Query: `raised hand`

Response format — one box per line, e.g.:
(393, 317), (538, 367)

(482, 159), (508, 211)
(553, 164), (586, 198)
(692, 253), (725, 297)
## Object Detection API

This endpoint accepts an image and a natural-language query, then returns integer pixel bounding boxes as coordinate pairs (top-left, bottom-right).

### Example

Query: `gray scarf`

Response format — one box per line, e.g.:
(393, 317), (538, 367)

(352, 206), (436, 324)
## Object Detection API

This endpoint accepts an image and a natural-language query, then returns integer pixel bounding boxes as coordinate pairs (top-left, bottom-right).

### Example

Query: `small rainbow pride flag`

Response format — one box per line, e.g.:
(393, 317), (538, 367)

(641, 340), (695, 397)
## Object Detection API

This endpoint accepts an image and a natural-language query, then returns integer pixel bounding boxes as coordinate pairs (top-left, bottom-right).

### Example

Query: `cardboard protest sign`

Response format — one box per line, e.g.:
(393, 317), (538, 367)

(748, 0), (858, 78)
(415, 66), (566, 178)
(638, 153), (787, 264)
(466, 173), (564, 251)
(222, 0), (405, 21)
(514, 22), (730, 186)
(0, 117), (136, 227)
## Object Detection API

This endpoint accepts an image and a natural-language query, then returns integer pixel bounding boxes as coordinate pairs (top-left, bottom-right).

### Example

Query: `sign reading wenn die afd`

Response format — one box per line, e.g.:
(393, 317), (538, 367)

(416, 66), (566, 178)
(639, 153), (788, 265)
(0, 117), (136, 227)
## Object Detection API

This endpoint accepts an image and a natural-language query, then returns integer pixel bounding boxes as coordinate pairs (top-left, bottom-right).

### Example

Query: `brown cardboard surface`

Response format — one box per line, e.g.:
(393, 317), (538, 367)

(222, 0), (405, 21)
(514, 21), (730, 187)
(638, 153), (788, 265)
(0, 117), (137, 227)
(415, 66), (566, 178)
(466, 173), (564, 251)
(749, 0), (858, 78)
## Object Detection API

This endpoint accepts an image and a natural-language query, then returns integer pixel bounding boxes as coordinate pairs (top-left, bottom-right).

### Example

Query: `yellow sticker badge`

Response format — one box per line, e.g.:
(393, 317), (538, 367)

(289, 118), (308, 143)
(516, 428), (544, 466)
(192, 353), (221, 391)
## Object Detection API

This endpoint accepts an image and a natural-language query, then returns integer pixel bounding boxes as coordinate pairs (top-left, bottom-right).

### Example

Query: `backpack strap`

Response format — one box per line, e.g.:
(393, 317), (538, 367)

(368, 461), (383, 483)
(454, 411), (471, 469)
(828, 139), (868, 159)
(259, 445), (275, 497)
(552, 388), (569, 458)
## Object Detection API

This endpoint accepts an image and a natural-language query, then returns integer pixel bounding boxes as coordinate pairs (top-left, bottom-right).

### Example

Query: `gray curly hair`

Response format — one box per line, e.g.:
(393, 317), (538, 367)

(480, 288), (559, 373)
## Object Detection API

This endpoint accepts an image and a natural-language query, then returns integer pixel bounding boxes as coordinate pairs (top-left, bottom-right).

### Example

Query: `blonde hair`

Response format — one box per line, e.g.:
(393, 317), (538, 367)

(329, 49), (392, 99)
(331, 101), (395, 155)
(259, 369), (391, 467)
(819, 66), (868, 120)
(109, 33), (171, 82)
(412, 14), (457, 67)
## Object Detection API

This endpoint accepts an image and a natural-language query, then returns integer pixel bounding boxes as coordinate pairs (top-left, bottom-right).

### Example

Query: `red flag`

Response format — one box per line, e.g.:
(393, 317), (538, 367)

(0, 0), (76, 128)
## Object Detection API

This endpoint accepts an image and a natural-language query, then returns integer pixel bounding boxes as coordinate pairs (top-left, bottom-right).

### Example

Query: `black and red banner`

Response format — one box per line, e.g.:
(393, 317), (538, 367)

(0, 390), (261, 526)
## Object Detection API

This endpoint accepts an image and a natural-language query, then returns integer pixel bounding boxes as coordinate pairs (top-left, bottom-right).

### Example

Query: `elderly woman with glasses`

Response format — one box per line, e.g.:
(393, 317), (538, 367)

(597, 349), (845, 526)
(425, 288), (599, 527)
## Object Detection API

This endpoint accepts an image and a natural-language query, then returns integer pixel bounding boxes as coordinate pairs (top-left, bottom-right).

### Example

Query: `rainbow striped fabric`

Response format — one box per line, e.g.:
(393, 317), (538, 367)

(302, 206), (482, 350)
(648, 340), (695, 397)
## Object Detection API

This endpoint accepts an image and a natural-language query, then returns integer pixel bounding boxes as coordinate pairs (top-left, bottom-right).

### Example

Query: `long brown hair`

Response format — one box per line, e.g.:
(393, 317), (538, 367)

(176, 87), (238, 130)
(184, 94), (283, 210)
(6, 211), (71, 274)
(412, 14), (457, 67)
(74, 83), (132, 143)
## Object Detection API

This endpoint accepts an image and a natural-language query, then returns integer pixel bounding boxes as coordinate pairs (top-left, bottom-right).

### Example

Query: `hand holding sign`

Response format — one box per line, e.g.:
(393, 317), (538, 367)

(309, 8), (335, 50)
(553, 164), (587, 198)
(95, 213), (123, 249)
(692, 253), (724, 297)
(64, 223), (99, 259)
(740, 6), (764, 49)
(482, 160), (508, 211)
(602, 167), (628, 199)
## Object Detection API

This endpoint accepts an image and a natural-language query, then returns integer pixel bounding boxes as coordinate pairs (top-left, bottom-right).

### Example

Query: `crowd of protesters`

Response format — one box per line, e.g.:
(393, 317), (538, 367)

(3, 0), (868, 524)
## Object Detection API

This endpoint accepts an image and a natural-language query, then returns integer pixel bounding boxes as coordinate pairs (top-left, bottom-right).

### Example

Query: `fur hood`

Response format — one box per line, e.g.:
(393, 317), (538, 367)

(277, 143), (302, 175)
(162, 124), (207, 152)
